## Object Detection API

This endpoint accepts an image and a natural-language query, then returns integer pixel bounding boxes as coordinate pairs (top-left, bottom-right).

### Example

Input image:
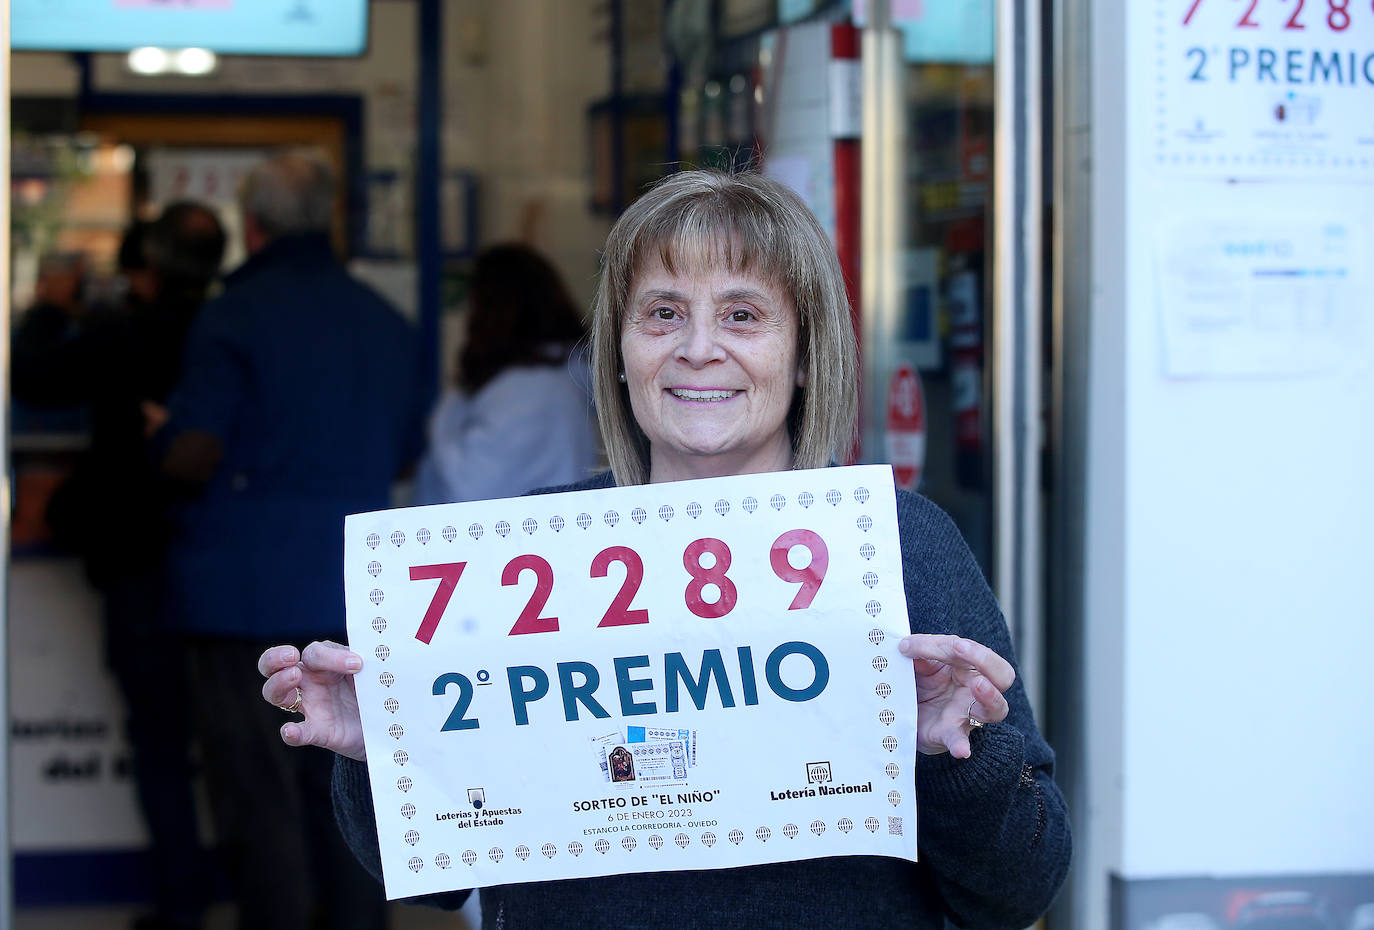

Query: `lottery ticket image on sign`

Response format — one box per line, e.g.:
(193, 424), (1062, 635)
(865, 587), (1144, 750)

(344, 465), (918, 897)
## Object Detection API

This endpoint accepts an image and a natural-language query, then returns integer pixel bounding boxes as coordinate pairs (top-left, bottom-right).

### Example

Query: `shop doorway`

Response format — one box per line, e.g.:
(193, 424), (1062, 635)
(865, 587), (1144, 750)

(79, 111), (351, 262)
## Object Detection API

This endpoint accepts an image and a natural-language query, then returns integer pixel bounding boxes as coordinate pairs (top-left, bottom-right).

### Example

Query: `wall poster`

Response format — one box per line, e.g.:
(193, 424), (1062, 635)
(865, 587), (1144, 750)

(1153, 0), (1374, 178)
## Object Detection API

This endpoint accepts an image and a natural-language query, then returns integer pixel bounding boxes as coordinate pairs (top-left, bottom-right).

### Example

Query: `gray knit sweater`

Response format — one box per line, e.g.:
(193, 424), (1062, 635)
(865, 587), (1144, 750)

(332, 473), (1071, 929)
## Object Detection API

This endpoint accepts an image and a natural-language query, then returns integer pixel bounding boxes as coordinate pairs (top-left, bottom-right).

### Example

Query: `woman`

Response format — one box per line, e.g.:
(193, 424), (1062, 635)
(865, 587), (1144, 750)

(411, 243), (601, 505)
(259, 170), (1071, 929)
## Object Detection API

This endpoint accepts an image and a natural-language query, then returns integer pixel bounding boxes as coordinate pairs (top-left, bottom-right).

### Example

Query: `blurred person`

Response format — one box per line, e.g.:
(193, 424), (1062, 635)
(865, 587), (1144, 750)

(12, 204), (226, 930)
(412, 243), (600, 505)
(257, 170), (1071, 929)
(119, 218), (163, 307)
(150, 152), (424, 930)
(25, 249), (88, 314)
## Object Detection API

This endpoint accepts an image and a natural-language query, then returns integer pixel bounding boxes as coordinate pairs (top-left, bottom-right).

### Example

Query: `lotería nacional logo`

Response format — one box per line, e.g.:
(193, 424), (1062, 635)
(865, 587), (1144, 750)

(806, 761), (833, 784)
(468, 787), (486, 811)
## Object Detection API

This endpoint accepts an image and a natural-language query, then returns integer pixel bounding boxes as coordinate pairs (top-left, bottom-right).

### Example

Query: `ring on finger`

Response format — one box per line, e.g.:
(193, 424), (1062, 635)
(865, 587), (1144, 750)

(279, 686), (304, 714)
(966, 699), (984, 729)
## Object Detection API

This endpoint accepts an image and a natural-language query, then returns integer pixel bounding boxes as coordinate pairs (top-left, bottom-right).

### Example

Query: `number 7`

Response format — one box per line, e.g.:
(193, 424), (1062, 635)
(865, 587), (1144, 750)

(409, 562), (467, 644)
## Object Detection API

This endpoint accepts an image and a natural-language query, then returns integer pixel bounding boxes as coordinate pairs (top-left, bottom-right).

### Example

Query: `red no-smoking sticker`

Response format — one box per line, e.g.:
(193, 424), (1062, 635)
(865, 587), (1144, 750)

(884, 365), (926, 491)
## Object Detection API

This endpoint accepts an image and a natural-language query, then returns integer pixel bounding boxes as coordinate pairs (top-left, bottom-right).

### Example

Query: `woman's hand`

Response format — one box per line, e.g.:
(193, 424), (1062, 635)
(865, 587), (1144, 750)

(899, 634), (1015, 759)
(258, 641), (368, 761)
(140, 400), (169, 438)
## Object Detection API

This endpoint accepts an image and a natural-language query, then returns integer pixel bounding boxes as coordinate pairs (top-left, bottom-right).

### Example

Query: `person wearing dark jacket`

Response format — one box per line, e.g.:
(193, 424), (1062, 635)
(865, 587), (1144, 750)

(150, 151), (425, 930)
(255, 170), (1071, 930)
(12, 203), (226, 930)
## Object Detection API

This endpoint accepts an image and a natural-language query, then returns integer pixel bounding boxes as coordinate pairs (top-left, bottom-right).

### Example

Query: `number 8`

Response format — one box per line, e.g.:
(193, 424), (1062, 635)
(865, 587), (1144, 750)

(683, 538), (737, 619)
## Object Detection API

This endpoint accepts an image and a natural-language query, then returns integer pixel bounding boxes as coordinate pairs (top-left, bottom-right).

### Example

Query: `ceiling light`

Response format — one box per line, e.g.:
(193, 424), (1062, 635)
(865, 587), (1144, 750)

(127, 46), (170, 75)
(126, 46), (219, 76)
(174, 48), (218, 75)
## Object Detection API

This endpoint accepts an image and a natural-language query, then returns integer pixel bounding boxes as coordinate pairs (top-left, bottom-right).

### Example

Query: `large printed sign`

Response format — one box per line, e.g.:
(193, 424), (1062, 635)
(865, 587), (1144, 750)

(11, 0), (368, 55)
(345, 466), (918, 898)
(1154, 0), (1374, 178)
(8, 561), (147, 853)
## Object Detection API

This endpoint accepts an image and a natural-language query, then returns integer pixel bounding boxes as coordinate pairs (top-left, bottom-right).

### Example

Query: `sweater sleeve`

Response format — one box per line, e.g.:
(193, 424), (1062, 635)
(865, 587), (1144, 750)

(331, 755), (473, 911)
(897, 491), (1072, 930)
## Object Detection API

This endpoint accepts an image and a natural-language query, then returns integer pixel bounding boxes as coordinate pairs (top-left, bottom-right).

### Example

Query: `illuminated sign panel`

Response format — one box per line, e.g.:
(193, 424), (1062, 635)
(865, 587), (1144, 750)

(12, 0), (369, 56)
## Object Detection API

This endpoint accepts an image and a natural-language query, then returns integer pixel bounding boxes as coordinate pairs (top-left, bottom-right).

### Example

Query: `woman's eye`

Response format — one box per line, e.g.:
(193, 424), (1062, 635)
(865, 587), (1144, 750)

(729, 308), (754, 322)
(654, 306), (675, 320)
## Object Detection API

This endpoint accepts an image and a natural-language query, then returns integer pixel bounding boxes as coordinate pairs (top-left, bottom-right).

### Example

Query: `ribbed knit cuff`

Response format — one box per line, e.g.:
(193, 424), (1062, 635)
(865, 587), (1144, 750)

(915, 723), (1026, 809)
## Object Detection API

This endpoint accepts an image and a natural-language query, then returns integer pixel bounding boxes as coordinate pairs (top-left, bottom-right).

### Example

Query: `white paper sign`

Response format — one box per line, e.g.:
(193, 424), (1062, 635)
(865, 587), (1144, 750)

(345, 466), (918, 898)
(1151, 0), (1374, 179)
(1155, 214), (1368, 377)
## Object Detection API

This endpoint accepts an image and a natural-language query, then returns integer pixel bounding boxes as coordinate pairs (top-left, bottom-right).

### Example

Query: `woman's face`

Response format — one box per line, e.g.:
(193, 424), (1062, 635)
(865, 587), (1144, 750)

(620, 253), (804, 483)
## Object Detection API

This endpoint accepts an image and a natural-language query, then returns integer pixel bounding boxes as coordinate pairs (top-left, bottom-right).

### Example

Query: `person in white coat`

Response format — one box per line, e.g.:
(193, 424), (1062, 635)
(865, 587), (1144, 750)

(412, 243), (601, 505)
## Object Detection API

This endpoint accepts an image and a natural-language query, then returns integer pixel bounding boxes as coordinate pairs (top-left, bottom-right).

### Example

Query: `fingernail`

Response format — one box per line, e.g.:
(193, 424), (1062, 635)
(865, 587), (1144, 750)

(345, 655), (362, 671)
(897, 636), (914, 656)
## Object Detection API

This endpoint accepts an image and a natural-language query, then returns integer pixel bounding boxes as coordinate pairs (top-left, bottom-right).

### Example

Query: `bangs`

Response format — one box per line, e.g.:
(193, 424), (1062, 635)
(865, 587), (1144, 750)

(633, 193), (792, 291)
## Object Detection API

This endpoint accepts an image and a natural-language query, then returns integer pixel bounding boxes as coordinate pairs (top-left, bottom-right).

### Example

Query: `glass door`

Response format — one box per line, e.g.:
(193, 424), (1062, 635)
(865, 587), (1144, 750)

(859, 0), (1046, 688)
(860, 0), (997, 571)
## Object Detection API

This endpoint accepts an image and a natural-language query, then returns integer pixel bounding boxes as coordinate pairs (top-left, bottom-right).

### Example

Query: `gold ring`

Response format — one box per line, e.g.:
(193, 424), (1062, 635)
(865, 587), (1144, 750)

(280, 686), (303, 714)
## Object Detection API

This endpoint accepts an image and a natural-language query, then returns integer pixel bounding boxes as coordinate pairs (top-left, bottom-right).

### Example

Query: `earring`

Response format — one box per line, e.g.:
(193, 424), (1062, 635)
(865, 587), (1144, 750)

(618, 371), (627, 384)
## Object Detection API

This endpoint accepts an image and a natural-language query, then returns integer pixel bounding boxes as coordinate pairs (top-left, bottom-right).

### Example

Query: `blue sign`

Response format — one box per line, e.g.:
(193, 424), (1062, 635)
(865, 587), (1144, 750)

(11, 0), (368, 56)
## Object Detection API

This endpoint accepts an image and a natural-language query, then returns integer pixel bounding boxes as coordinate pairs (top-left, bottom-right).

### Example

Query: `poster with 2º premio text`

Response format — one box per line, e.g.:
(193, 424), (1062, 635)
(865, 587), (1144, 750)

(345, 465), (918, 898)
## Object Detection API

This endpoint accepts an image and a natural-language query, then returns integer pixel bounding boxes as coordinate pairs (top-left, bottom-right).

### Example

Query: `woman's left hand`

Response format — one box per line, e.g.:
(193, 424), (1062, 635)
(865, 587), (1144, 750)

(899, 634), (1015, 759)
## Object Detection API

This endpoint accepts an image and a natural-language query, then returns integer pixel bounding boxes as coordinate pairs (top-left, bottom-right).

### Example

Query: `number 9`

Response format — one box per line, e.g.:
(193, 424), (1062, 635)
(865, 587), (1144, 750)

(770, 529), (829, 609)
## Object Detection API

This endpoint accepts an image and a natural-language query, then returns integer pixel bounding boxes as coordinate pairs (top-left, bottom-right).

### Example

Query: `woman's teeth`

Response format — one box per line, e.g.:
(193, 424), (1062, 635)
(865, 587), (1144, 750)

(670, 388), (737, 402)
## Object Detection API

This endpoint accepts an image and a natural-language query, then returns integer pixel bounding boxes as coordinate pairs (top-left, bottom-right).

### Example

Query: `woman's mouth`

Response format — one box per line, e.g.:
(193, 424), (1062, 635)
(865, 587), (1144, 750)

(669, 388), (738, 402)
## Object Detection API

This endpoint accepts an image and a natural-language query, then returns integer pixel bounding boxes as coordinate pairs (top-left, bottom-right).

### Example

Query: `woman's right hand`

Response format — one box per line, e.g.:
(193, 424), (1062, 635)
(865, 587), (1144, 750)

(258, 640), (368, 761)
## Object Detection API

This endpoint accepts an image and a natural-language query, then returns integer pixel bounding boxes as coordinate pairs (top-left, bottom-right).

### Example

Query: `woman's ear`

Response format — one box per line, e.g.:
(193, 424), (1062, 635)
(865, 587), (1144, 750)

(795, 357), (808, 388)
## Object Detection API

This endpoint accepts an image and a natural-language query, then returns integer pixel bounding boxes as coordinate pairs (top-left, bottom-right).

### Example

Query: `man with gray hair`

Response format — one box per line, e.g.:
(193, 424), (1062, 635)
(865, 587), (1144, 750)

(237, 149), (336, 251)
(152, 151), (423, 930)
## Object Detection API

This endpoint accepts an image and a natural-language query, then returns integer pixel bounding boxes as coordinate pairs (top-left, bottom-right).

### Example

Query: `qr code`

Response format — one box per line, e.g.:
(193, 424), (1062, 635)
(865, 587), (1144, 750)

(887, 816), (903, 836)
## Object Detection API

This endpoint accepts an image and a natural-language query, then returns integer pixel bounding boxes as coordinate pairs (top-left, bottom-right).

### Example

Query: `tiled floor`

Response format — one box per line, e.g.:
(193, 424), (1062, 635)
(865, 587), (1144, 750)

(14, 900), (479, 930)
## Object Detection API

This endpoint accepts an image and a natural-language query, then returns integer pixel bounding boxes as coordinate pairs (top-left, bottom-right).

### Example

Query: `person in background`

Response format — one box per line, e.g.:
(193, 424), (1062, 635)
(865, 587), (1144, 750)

(412, 243), (600, 505)
(150, 152), (425, 930)
(12, 203), (226, 930)
(257, 169), (1071, 929)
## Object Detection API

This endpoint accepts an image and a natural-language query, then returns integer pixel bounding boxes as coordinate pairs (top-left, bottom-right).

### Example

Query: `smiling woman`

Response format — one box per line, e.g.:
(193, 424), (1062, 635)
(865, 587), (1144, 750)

(590, 170), (859, 487)
(259, 169), (1071, 930)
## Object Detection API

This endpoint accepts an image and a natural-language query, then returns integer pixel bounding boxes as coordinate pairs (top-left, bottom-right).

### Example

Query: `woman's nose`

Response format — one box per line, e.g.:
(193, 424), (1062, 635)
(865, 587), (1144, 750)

(676, 315), (725, 366)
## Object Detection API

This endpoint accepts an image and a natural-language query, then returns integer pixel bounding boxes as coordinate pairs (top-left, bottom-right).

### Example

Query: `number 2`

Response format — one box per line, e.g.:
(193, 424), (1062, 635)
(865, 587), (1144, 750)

(504, 554), (560, 635)
(592, 546), (650, 627)
(1186, 47), (1208, 81)
(433, 672), (479, 731)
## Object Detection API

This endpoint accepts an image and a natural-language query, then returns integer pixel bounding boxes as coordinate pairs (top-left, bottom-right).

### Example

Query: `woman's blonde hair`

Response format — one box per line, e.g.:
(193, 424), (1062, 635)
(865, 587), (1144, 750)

(591, 169), (859, 486)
